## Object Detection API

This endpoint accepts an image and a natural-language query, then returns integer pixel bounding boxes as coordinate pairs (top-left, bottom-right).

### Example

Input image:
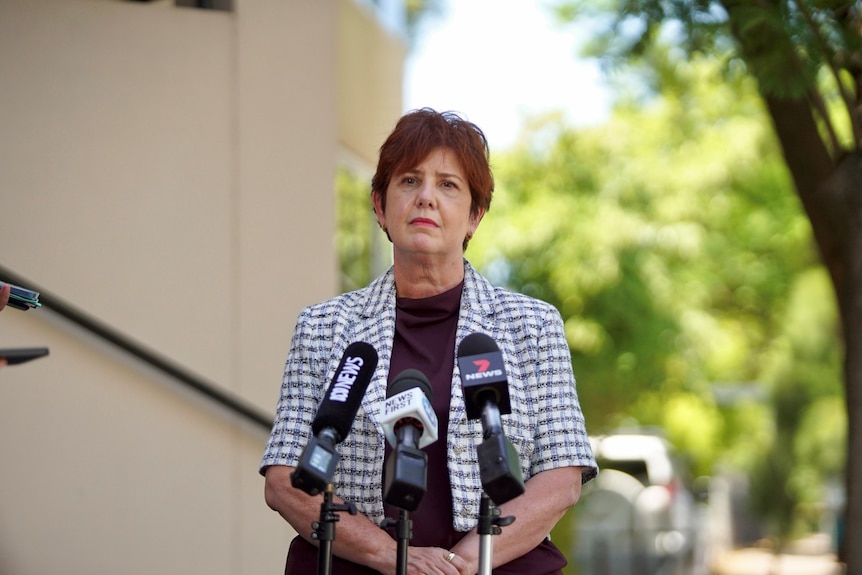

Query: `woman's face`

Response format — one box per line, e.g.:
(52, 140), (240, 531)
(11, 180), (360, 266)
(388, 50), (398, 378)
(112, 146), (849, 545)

(374, 147), (483, 263)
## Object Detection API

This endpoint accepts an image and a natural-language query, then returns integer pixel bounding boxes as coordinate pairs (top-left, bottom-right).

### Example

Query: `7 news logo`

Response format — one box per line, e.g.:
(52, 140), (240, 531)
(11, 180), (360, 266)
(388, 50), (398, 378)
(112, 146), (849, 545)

(464, 358), (504, 381)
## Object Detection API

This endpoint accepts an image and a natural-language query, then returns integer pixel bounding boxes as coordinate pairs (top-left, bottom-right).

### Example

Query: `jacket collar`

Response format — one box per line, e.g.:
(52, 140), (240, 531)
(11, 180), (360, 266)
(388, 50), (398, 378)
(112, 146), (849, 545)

(358, 259), (496, 322)
(357, 260), (500, 429)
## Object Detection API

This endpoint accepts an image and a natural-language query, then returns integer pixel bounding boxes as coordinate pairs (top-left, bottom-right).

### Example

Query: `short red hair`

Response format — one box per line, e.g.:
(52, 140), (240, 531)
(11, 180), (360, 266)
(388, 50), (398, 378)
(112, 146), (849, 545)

(371, 108), (494, 222)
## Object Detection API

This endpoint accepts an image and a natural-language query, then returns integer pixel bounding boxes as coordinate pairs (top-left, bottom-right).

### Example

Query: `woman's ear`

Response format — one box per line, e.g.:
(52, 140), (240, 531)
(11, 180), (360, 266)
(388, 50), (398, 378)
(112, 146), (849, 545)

(372, 192), (385, 227)
(469, 207), (485, 235)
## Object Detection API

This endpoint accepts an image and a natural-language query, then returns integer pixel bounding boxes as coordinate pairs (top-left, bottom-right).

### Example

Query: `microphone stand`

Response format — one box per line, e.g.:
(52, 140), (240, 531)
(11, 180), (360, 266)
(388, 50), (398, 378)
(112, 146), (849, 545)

(381, 421), (428, 575)
(476, 492), (516, 575)
(381, 509), (412, 575)
(312, 483), (357, 575)
(475, 400), (520, 575)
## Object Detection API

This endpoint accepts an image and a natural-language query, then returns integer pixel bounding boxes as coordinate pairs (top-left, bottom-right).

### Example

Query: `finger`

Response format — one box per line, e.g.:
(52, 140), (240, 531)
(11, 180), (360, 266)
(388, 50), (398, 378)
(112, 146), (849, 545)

(441, 550), (464, 574)
(447, 552), (470, 575)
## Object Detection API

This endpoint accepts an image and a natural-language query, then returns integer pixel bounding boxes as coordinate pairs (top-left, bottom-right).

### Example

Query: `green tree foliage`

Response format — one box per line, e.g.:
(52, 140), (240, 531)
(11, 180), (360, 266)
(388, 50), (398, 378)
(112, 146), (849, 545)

(471, 52), (813, 429)
(336, 167), (389, 293)
(547, 1), (862, 566)
(465, 53), (843, 556)
(404, 0), (447, 46)
(750, 268), (845, 540)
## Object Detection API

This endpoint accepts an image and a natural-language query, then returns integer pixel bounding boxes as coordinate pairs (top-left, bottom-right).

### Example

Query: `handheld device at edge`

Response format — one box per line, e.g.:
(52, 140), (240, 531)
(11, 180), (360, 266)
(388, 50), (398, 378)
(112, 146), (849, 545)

(0, 347), (50, 365)
(0, 281), (41, 311)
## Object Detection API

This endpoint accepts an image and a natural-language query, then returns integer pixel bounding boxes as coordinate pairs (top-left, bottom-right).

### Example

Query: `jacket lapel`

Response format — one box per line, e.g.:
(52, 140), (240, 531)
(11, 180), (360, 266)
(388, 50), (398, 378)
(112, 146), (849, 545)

(450, 261), (498, 431)
(355, 268), (397, 426)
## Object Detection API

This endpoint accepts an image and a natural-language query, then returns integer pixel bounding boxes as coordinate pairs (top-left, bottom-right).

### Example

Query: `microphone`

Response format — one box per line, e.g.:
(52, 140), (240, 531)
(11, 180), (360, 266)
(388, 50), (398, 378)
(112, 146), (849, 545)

(457, 333), (524, 505)
(381, 369), (439, 449)
(291, 341), (378, 496)
(457, 332), (512, 420)
(381, 369), (439, 511)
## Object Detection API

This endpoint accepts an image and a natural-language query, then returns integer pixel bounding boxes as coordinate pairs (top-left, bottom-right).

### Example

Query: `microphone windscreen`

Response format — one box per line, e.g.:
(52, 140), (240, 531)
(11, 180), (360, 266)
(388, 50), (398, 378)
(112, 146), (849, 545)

(381, 368), (438, 449)
(457, 332), (499, 356)
(311, 341), (378, 442)
(388, 368), (433, 401)
(457, 332), (511, 419)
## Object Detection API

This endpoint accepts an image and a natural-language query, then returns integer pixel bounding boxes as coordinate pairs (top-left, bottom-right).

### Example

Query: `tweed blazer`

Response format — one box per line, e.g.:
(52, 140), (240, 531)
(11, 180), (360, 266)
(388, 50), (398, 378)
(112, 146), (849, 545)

(260, 260), (596, 532)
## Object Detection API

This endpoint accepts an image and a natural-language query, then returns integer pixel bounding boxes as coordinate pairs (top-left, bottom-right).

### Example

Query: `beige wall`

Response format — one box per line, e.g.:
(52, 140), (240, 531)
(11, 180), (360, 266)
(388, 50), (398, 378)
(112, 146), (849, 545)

(339, 0), (407, 167)
(0, 0), (405, 573)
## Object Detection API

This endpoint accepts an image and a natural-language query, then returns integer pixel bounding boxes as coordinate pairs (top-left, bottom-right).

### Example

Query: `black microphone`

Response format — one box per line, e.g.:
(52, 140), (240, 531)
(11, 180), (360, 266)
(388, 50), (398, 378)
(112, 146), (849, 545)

(457, 333), (525, 505)
(382, 369), (439, 511)
(457, 332), (512, 420)
(291, 341), (378, 496)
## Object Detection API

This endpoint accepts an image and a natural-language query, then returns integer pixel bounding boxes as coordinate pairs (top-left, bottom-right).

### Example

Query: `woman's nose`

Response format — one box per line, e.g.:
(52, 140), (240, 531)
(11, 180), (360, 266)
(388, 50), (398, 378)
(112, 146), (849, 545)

(416, 182), (436, 206)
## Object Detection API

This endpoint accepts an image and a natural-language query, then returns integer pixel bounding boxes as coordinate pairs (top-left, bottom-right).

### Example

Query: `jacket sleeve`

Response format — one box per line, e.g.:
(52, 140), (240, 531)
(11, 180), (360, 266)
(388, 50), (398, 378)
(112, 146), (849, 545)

(259, 306), (324, 473)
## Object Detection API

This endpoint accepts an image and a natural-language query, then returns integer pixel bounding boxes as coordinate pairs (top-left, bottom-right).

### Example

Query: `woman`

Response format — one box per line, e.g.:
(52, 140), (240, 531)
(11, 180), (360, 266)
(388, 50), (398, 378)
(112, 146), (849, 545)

(260, 108), (596, 575)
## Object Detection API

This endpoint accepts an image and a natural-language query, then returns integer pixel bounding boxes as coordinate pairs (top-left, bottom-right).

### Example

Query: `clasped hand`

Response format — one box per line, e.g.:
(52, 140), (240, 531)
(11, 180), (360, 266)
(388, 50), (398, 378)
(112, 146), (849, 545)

(395, 545), (471, 575)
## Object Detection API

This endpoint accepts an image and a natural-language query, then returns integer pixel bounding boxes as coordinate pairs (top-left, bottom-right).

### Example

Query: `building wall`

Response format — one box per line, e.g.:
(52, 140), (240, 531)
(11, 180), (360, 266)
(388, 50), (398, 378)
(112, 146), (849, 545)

(339, 0), (407, 167)
(0, 0), (405, 572)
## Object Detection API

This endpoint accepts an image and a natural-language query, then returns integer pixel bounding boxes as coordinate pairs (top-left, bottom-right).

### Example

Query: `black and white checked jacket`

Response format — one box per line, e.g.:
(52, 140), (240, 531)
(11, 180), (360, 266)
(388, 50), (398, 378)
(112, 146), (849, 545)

(260, 260), (596, 531)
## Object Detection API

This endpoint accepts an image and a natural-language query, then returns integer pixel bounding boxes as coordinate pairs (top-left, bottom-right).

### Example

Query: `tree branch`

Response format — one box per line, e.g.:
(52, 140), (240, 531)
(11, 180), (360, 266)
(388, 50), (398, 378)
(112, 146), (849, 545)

(795, 0), (859, 149)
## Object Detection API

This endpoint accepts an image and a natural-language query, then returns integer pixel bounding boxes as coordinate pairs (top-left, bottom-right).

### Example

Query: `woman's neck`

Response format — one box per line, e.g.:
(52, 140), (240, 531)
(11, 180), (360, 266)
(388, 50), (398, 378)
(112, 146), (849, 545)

(392, 255), (465, 299)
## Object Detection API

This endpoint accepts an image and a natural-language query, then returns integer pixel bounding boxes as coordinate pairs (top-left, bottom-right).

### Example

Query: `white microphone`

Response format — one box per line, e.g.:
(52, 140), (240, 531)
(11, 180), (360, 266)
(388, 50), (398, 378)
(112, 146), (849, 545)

(381, 369), (438, 511)
(380, 369), (439, 449)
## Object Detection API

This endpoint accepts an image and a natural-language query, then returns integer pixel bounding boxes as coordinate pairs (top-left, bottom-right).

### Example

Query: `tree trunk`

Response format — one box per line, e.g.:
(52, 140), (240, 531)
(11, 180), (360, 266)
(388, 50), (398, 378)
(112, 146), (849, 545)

(767, 131), (862, 573)
(820, 152), (862, 571)
(764, 98), (862, 575)
(720, 4), (860, 571)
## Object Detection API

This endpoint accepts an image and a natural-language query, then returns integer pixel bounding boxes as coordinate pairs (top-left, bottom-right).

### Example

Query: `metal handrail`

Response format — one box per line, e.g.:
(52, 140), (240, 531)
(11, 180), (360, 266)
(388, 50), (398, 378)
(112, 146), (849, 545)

(0, 264), (273, 430)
